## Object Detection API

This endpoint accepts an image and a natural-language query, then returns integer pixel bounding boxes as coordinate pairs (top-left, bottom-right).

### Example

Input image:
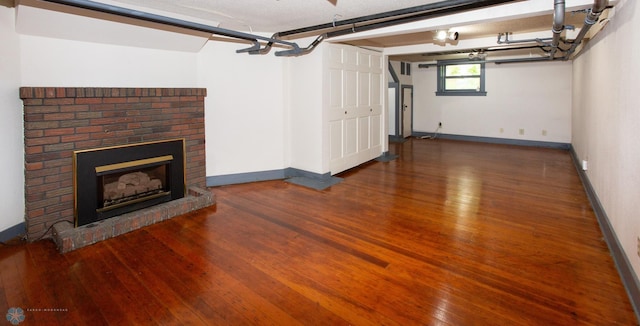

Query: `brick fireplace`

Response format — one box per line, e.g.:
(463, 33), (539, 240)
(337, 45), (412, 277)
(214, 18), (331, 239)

(21, 87), (214, 252)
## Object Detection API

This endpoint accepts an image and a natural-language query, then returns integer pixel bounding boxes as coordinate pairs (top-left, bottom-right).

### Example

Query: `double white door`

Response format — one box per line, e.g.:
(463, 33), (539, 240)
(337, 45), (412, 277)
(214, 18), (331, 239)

(328, 46), (383, 175)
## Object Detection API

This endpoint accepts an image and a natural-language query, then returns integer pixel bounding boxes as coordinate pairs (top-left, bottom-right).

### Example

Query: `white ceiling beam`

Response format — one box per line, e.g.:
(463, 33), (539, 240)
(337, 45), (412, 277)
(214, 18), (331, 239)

(382, 31), (552, 57)
(330, 0), (596, 43)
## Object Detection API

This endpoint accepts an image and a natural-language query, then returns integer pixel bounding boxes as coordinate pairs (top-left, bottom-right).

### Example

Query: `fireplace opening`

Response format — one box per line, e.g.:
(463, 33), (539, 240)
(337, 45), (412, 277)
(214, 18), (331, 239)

(74, 139), (186, 227)
(98, 155), (172, 212)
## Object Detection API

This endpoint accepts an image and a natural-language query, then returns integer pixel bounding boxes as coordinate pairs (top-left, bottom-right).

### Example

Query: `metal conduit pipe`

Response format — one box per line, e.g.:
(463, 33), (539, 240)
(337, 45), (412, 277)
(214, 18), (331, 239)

(478, 0), (608, 65)
(563, 0), (609, 59)
(325, 0), (519, 39)
(276, 0), (518, 38)
(549, 0), (565, 59)
(275, 34), (326, 57)
(40, 0), (305, 56)
(419, 56), (562, 68)
(258, 0), (520, 55)
(253, 33), (326, 56)
(278, 0), (506, 36)
(418, 44), (548, 62)
(496, 32), (553, 45)
(493, 57), (559, 64)
(484, 45), (550, 53)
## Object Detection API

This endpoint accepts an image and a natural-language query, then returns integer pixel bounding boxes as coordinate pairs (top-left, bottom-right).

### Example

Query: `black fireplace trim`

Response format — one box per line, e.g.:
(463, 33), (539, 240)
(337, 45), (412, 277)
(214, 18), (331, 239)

(74, 139), (186, 227)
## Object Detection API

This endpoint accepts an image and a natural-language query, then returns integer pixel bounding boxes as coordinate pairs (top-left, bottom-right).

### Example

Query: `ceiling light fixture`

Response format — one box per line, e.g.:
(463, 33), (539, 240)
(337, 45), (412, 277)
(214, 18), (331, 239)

(434, 30), (459, 42)
(435, 30), (448, 41)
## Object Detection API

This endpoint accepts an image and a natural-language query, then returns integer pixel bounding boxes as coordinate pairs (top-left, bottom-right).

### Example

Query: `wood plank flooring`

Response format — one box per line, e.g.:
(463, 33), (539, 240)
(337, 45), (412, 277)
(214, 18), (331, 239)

(1, 138), (637, 325)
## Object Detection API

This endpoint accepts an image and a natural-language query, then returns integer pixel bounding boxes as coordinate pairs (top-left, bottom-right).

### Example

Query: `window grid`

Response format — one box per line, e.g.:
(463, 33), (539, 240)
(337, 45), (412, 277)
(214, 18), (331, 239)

(436, 61), (487, 96)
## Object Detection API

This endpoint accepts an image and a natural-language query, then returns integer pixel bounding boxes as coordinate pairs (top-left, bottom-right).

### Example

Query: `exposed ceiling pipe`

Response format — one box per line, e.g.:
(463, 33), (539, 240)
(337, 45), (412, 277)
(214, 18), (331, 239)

(324, 0), (521, 39)
(36, 0), (523, 57)
(563, 0), (609, 59)
(487, 0), (609, 64)
(496, 32), (553, 45)
(275, 34), (326, 57)
(495, 0), (566, 60)
(36, 0), (603, 61)
(277, 0), (520, 38)
(254, 0), (521, 55)
(38, 0), (307, 56)
(549, 0), (565, 59)
(417, 56), (558, 68)
(417, 45), (553, 67)
(253, 32), (325, 56)
(493, 57), (559, 64)
(418, 44), (548, 60)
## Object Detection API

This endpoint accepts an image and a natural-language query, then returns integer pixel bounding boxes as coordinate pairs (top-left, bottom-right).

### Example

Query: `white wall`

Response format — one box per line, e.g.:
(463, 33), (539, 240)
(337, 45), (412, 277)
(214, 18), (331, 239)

(0, 5), (26, 232)
(572, 0), (640, 281)
(412, 61), (572, 143)
(198, 41), (287, 177)
(20, 35), (198, 87)
(19, 32), (289, 181)
(388, 60), (413, 137)
(1, 4), (302, 234)
(4, 13), (290, 233)
(287, 43), (325, 174)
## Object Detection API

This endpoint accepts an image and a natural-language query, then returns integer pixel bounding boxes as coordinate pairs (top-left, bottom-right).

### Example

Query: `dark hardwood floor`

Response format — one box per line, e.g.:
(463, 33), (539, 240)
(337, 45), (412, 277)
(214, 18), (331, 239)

(1, 138), (637, 325)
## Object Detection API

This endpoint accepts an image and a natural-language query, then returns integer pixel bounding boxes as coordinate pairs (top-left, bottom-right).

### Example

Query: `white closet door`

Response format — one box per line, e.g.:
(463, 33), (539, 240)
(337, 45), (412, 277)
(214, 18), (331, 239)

(328, 45), (383, 174)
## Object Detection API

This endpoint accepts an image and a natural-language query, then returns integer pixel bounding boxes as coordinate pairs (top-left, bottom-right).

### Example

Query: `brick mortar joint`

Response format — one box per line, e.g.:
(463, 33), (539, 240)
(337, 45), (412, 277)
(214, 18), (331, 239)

(20, 87), (207, 99)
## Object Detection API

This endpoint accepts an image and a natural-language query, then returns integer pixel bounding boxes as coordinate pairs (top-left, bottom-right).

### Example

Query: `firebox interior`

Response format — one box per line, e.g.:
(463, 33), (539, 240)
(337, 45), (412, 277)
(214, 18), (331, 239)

(74, 139), (186, 227)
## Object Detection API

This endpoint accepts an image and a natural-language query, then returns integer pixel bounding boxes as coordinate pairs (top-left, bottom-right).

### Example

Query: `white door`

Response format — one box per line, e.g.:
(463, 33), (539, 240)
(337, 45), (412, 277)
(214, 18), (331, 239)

(328, 47), (360, 174)
(402, 87), (413, 138)
(328, 45), (383, 175)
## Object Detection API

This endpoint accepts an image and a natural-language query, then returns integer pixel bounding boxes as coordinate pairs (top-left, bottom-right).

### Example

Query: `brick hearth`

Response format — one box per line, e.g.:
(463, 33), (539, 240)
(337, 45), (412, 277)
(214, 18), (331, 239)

(53, 187), (213, 253)
(21, 87), (214, 250)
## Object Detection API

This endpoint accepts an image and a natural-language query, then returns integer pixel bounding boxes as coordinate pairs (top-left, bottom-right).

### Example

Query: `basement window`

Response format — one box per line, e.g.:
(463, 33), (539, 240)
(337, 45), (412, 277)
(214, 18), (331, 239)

(436, 61), (486, 96)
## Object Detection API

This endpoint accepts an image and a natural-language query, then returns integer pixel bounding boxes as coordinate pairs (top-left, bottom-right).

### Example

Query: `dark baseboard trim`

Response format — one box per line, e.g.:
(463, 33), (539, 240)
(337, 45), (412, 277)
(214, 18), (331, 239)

(284, 168), (343, 191)
(412, 132), (571, 150)
(206, 168), (342, 191)
(389, 135), (408, 143)
(0, 222), (26, 243)
(283, 168), (331, 180)
(569, 145), (640, 320)
(375, 151), (398, 162)
(206, 169), (287, 187)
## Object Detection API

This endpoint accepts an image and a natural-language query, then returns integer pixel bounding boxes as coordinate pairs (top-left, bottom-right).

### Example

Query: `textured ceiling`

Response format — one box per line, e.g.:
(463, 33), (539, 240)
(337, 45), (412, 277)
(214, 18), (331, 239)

(94, 0), (606, 61)
(111, 0), (447, 33)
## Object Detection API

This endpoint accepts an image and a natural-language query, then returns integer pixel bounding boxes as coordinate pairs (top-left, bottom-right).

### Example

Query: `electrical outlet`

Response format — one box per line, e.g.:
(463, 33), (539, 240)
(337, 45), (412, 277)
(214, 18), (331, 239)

(542, 130), (547, 136)
(438, 122), (442, 127)
(519, 128), (525, 135)
(499, 128), (504, 133)
(637, 236), (640, 258)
